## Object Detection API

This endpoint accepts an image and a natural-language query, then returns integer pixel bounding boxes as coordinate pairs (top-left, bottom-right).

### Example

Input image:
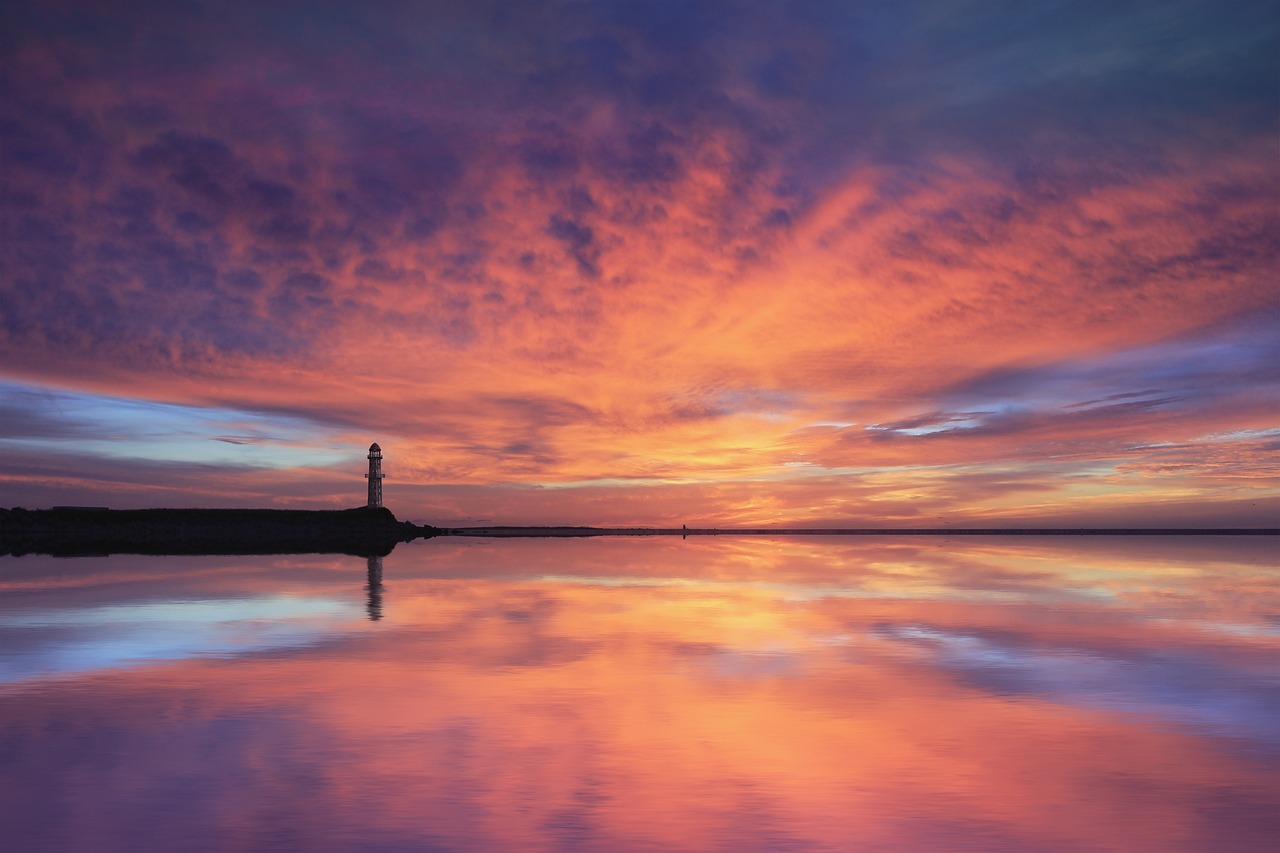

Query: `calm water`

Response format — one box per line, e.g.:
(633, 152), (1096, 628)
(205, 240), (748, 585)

(1, 536), (1277, 852)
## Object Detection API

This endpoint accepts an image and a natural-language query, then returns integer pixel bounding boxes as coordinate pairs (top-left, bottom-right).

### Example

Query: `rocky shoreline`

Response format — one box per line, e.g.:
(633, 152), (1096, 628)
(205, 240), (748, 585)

(0, 506), (438, 557)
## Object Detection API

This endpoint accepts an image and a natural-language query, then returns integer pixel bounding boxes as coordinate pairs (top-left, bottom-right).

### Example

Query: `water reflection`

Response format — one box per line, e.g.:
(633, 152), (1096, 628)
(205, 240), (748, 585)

(366, 555), (384, 621)
(869, 622), (1280, 743)
(0, 537), (1276, 852)
(0, 594), (362, 683)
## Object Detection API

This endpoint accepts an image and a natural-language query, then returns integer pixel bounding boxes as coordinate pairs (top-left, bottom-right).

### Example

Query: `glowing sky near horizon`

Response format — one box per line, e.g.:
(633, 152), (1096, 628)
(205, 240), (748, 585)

(1, 0), (1277, 526)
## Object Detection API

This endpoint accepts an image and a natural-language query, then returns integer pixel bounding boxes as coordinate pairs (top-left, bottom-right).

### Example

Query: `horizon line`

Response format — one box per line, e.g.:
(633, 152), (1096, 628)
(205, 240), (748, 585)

(443, 525), (1279, 537)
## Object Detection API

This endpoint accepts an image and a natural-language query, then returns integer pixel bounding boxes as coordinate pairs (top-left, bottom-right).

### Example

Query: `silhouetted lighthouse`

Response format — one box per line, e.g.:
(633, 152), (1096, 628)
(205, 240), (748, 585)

(366, 442), (383, 508)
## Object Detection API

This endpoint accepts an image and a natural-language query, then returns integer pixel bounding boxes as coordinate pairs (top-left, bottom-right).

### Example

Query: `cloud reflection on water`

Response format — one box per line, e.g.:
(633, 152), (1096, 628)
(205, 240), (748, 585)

(868, 622), (1280, 745)
(0, 537), (1276, 852)
(0, 595), (363, 683)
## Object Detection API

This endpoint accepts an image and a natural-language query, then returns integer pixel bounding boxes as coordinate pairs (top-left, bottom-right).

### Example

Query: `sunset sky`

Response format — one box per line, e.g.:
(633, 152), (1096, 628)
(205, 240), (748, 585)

(1, 0), (1277, 527)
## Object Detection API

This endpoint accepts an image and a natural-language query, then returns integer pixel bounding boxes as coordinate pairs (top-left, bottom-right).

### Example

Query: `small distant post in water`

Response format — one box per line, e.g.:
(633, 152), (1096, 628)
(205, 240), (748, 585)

(366, 442), (384, 508)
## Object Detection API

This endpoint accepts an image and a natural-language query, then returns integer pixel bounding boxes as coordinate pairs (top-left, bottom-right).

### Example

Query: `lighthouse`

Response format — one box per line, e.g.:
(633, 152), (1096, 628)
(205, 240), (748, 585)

(365, 442), (383, 508)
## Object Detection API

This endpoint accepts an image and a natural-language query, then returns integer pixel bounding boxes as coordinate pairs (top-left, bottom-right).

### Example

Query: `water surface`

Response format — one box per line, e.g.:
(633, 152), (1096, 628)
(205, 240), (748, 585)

(1, 536), (1277, 852)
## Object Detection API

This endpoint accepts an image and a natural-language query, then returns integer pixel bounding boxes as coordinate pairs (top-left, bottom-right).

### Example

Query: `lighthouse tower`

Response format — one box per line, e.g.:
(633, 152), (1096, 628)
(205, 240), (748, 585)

(365, 443), (384, 508)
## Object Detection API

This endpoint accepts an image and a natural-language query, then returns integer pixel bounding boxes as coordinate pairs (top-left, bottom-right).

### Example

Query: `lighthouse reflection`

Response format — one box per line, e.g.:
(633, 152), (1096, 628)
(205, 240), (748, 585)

(365, 555), (384, 621)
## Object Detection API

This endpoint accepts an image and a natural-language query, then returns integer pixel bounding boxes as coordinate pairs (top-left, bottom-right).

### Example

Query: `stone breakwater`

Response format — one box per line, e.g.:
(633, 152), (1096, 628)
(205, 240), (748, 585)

(0, 506), (437, 557)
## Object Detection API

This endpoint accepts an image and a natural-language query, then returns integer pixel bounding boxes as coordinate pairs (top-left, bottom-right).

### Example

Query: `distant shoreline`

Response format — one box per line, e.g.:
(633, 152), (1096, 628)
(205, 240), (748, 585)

(443, 526), (1279, 537)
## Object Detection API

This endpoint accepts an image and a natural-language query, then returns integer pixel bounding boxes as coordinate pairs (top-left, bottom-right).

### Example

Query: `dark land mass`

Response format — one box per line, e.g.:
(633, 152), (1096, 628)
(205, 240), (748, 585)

(1, 506), (439, 558)
(2, 510), (1273, 558)
(445, 526), (1278, 537)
